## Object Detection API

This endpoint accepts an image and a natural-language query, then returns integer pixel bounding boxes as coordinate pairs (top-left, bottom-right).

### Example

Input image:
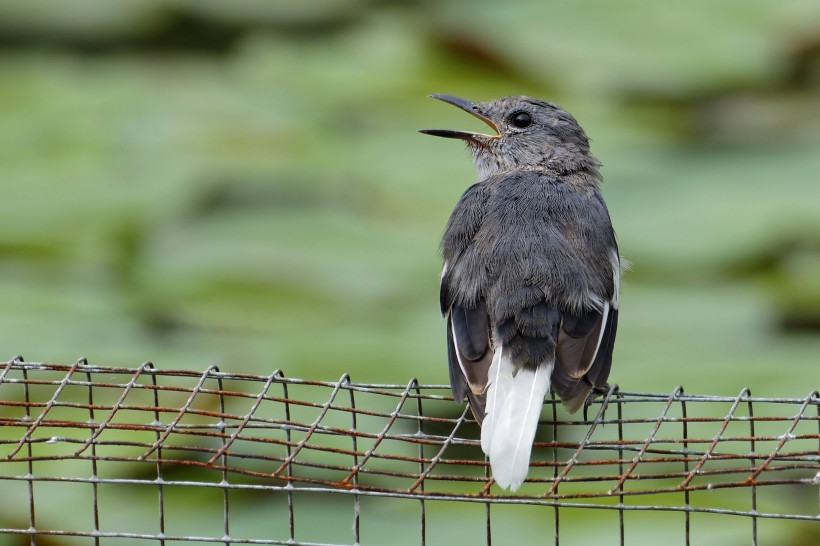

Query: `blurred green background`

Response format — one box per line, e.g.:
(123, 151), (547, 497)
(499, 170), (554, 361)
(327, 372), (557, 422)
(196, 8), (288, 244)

(0, 0), (819, 544)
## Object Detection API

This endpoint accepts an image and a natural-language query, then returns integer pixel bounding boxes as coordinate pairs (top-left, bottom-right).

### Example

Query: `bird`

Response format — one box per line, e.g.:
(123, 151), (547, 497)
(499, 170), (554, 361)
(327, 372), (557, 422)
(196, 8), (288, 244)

(420, 94), (621, 491)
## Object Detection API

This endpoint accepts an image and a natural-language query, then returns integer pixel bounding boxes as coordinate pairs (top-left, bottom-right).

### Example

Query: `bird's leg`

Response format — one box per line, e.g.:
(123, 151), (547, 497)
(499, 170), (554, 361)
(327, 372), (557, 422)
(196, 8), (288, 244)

(582, 384), (617, 421)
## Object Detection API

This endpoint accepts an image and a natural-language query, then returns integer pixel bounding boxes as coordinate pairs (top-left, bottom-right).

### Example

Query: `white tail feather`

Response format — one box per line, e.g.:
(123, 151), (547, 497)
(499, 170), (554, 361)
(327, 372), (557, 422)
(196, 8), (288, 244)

(487, 362), (553, 491)
(480, 347), (513, 454)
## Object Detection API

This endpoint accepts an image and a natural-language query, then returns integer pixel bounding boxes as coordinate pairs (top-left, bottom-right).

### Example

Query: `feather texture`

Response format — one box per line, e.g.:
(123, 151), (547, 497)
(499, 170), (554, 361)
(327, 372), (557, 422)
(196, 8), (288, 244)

(485, 362), (552, 491)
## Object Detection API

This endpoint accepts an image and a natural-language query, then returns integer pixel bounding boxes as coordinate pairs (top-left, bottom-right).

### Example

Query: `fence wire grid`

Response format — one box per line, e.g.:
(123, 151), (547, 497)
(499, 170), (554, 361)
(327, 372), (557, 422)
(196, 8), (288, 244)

(0, 358), (818, 546)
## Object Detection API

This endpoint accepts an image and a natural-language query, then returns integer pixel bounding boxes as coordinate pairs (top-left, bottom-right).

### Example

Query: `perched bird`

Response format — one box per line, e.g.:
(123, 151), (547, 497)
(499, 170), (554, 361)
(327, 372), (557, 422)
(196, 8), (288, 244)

(421, 94), (621, 491)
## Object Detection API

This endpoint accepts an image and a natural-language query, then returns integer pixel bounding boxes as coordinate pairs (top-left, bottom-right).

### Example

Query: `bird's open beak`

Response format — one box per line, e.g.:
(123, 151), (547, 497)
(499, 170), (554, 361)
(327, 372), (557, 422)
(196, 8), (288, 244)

(419, 94), (500, 141)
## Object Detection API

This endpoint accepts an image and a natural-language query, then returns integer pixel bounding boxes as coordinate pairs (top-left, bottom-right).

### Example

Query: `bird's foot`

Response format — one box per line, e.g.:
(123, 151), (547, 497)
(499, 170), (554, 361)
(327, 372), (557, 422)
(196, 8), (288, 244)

(582, 384), (618, 421)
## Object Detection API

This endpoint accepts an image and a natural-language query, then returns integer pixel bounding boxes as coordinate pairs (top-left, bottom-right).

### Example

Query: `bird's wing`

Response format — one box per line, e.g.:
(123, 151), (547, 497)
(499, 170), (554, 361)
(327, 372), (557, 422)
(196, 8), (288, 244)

(553, 251), (621, 413)
(440, 183), (493, 422)
(556, 304), (609, 380)
(445, 300), (492, 422)
(553, 307), (618, 413)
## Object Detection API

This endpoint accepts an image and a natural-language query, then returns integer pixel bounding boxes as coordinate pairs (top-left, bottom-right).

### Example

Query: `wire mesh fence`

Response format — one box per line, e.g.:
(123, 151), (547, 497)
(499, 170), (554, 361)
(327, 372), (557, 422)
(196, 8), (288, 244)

(0, 357), (818, 545)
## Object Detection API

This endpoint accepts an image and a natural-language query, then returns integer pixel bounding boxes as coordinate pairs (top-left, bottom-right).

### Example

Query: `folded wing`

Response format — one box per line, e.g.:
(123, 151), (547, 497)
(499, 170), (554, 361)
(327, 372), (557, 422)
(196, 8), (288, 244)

(445, 300), (492, 422)
(553, 303), (619, 413)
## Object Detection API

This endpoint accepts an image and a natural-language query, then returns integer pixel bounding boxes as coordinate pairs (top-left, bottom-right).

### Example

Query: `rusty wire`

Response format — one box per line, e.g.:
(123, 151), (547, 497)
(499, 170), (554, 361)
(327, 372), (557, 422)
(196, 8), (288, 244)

(0, 357), (818, 545)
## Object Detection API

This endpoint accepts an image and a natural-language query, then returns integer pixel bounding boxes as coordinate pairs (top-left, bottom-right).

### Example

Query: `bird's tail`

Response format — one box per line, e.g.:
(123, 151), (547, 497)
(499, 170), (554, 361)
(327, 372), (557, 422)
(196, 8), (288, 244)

(480, 347), (552, 491)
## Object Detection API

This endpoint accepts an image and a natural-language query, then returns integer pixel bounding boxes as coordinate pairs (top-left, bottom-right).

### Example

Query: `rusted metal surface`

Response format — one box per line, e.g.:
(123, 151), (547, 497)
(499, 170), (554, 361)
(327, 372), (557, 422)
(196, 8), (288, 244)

(0, 358), (818, 545)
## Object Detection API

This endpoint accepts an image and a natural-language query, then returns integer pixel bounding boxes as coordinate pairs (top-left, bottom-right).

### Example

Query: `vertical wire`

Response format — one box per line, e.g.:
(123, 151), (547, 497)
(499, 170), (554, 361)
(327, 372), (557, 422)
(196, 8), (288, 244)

(413, 383), (426, 546)
(216, 373), (230, 545)
(746, 392), (757, 546)
(149, 369), (166, 546)
(347, 377), (361, 545)
(22, 365), (36, 546)
(484, 458), (491, 546)
(616, 392), (624, 546)
(551, 392), (559, 546)
(681, 395), (690, 546)
(815, 396), (820, 524)
(83, 366), (101, 546)
(280, 375), (295, 543)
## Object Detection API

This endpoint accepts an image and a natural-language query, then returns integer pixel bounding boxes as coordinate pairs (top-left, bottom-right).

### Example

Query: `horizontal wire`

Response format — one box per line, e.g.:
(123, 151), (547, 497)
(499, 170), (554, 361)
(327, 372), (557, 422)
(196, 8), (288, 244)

(2, 361), (817, 405)
(0, 474), (815, 521)
(0, 358), (818, 541)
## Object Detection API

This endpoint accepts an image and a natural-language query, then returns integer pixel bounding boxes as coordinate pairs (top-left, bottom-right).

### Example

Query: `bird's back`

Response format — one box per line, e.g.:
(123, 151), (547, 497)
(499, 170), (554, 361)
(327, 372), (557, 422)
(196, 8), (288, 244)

(443, 169), (616, 317)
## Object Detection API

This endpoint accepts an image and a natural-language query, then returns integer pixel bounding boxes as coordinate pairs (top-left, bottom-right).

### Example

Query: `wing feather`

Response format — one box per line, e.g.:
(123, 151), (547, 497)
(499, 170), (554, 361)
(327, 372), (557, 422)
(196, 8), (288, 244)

(445, 299), (493, 422)
(556, 304), (607, 379)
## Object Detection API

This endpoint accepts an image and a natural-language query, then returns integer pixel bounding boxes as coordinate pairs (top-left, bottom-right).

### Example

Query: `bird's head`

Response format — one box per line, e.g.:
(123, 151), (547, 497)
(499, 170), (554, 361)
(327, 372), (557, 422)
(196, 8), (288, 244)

(420, 94), (598, 179)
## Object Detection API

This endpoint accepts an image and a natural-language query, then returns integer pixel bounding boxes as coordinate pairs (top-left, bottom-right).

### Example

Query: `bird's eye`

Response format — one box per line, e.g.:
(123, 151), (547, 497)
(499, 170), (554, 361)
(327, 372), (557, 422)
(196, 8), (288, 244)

(510, 111), (532, 128)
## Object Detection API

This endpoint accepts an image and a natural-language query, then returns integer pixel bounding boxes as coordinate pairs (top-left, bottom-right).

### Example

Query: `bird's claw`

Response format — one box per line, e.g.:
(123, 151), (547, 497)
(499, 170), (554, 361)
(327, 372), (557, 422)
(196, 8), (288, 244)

(582, 384), (615, 421)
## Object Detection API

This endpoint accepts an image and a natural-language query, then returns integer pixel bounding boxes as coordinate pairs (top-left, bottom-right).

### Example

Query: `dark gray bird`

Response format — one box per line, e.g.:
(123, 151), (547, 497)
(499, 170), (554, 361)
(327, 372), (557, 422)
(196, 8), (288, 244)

(421, 94), (621, 490)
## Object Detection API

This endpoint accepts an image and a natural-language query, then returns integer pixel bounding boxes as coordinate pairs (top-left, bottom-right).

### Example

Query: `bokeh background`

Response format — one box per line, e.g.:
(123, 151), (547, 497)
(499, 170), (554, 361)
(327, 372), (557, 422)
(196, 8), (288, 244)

(0, 0), (819, 544)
